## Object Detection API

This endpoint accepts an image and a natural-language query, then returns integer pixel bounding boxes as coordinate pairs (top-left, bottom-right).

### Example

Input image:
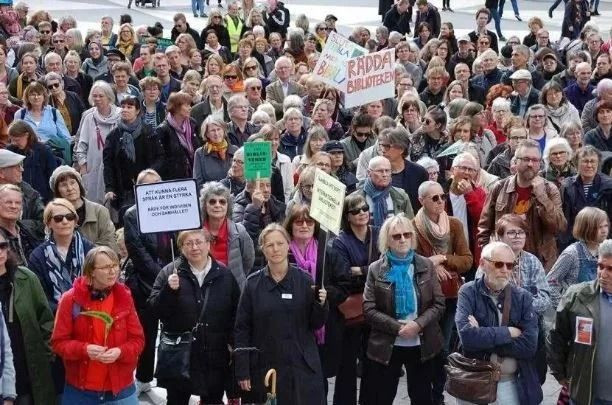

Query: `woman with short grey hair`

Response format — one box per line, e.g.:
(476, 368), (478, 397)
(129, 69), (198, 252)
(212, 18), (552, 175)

(416, 156), (440, 181)
(200, 181), (255, 289)
(541, 137), (575, 188)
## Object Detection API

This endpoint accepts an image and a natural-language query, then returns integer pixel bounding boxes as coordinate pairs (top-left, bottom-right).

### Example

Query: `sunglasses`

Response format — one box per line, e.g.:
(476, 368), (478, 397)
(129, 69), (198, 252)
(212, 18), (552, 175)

(294, 218), (315, 226)
(40, 30), (51, 34)
(52, 213), (77, 223)
(428, 193), (447, 203)
(245, 65), (258, 71)
(355, 130), (371, 137)
(0, 241), (8, 251)
(249, 86), (262, 90)
(483, 257), (515, 269)
(47, 83), (60, 89)
(348, 204), (369, 215)
(391, 232), (413, 241)
(224, 75), (238, 80)
(208, 198), (227, 206)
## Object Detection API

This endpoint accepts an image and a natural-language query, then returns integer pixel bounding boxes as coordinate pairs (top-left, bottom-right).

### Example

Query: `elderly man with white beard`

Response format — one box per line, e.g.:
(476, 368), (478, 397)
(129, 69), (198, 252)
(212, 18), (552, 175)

(454, 241), (542, 405)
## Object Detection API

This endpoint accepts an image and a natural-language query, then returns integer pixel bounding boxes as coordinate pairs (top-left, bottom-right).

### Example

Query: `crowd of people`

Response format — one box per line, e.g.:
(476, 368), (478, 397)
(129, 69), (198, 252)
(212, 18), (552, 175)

(0, 0), (607, 404)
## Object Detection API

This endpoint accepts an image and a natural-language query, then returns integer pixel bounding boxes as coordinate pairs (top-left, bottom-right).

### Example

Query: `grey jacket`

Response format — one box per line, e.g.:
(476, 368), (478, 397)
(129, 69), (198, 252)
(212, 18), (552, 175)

(227, 220), (255, 290)
(0, 304), (16, 401)
(79, 199), (118, 251)
(352, 186), (415, 220)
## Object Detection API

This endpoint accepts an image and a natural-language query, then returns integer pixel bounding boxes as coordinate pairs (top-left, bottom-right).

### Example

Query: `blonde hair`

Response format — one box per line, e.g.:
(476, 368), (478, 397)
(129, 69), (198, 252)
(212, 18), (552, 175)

(43, 198), (78, 226)
(378, 214), (417, 253)
(573, 207), (609, 244)
(258, 223), (290, 249)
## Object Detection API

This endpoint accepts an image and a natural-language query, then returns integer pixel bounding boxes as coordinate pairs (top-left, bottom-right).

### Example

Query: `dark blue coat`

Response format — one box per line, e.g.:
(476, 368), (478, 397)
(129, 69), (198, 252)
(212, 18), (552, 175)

(6, 142), (58, 203)
(456, 277), (542, 405)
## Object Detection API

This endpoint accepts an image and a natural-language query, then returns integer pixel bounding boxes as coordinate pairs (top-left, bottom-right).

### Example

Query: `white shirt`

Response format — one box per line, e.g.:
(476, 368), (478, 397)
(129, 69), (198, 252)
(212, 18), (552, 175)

(450, 192), (469, 244)
(190, 258), (212, 287)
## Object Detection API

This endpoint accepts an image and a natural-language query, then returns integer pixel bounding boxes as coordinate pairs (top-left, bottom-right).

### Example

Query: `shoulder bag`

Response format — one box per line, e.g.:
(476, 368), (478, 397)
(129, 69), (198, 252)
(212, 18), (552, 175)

(154, 282), (211, 381)
(444, 285), (512, 404)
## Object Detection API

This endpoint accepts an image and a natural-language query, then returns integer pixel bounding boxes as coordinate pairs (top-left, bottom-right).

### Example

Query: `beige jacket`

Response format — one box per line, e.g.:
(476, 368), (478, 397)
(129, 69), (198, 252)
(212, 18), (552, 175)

(79, 199), (118, 251)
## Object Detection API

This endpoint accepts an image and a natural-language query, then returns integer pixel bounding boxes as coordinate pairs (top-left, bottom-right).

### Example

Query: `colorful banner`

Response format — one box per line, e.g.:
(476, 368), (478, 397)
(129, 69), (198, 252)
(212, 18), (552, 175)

(344, 48), (396, 108)
(309, 168), (346, 235)
(313, 31), (367, 92)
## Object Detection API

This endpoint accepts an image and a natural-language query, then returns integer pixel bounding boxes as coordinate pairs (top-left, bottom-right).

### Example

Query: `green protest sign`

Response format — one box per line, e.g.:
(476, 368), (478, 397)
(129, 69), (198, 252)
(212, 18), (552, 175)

(244, 141), (272, 180)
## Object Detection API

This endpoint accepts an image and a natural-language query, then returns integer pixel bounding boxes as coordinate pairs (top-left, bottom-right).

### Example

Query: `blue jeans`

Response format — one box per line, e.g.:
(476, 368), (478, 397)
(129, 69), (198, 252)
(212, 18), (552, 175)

(488, 7), (503, 38)
(191, 0), (205, 15)
(498, 0), (519, 16)
(590, 0), (600, 10)
(62, 384), (138, 405)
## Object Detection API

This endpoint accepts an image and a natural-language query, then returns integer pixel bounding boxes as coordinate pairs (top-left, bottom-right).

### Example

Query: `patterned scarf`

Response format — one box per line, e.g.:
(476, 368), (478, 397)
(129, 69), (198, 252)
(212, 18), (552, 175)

(363, 177), (391, 228)
(167, 113), (195, 170)
(206, 139), (229, 160)
(385, 250), (416, 320)
(289, 237), (325, 344)
(118, 118), (142, 162)
(414, 208), (450, 255)
(44, 232), (86, 310)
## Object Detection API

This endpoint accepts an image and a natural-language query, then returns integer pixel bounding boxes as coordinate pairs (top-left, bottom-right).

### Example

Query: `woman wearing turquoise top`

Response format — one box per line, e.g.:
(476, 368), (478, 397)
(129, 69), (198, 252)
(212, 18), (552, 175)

(362, 214), (445, 405)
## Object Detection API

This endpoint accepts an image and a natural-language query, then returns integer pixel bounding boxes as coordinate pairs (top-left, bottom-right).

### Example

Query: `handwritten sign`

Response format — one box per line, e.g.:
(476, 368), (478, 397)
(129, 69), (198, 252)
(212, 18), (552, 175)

(344, 48), (396, 108)
(135, 179), (201, 233)
(313, 31), (367, 92)
(244, 141), (272, 180)
(310, 168), (346, 235)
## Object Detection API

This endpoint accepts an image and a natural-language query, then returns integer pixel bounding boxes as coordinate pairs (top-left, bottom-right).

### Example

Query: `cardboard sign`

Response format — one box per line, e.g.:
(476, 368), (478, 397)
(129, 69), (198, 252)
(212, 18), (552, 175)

(135, 179), (201, 234)
(309, 168), (346, 235)
(313, 31), (367, 92)
(244, 141), (272, 180)
(575, 316), (593, 345)
(344, 48), (396, 108)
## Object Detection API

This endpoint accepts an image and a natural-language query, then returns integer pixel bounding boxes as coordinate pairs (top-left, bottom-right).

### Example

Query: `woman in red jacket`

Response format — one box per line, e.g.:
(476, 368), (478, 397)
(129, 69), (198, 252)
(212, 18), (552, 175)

(51, 246), (144, 404)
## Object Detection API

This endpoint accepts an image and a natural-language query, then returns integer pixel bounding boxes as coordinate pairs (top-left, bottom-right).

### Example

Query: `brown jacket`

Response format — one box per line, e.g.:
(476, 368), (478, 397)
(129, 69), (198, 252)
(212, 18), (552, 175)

(363, 254), (445, 365)
(477, 175), (566, 270)
(412, 216), (473, 276)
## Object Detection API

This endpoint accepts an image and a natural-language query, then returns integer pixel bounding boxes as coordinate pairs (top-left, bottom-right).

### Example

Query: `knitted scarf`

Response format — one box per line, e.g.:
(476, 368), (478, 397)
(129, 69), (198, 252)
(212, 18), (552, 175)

(414, 208), (450, 255)
(289, 237), (325, 344)
(206, 139), (229, 160)
(363, 177), (391, 228)
(118, 118), (142, 163)
(167, 113), (195, 168)
(44, 232), (86, 310)
(385, 250), (416, 320)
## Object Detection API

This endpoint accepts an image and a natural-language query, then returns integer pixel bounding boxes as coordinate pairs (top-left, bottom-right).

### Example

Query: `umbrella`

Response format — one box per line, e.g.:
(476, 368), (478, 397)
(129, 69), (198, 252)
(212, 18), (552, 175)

(265, 369), (277, 405)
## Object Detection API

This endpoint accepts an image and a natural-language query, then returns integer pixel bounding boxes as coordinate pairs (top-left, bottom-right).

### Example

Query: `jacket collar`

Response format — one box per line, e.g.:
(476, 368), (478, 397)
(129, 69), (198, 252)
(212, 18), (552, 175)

(82, 198), (98, 225)
(71, 276), (133, 313)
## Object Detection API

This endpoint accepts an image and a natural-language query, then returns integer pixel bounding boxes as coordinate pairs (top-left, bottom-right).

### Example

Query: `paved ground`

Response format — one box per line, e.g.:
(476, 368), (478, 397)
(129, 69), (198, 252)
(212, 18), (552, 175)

(31, 0), (608, 402)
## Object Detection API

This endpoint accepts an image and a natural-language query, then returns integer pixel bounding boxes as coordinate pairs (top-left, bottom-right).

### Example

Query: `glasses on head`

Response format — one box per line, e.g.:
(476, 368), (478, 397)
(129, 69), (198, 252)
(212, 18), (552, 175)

(428, 193), (447, 203)
(391, 232), (413, 241)
(184, 239), (208, 248)
(47, 82), (60, 90)
(207, 198), (227, 206)
(348, 204), (369, 215)
(0, 241), (8, 251)
(94, 263), (119, 273)
(294, 218), (315, 226)
(52, 213), (77, 223)
(224, 75), (238, 80)
(505, 230), (526, 238)
(484, 257), (515, 269)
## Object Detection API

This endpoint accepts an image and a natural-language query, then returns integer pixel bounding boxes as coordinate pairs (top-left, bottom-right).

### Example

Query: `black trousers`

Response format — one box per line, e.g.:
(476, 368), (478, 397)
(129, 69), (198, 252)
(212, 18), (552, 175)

(362, 346), (434, 405)
(332, 325), (364, 405)
(134, 293), (159, 383)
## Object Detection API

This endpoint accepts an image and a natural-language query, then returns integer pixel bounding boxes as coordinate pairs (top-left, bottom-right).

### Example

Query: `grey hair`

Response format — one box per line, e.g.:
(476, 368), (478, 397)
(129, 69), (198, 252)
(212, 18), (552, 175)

(44, 72), (63, 86)
(416, 156), (440, 171)
(282, 95), (303, 112)
(492, 97), (511, 112)
(598, 239), (612, 258)
(251, 110), (271, 125)
(388, 31), (403, 43)
(101, 16), (114, 25)
(596, 78), (612, 97)
(283, 107), (303, 121)
(481, 241), (515, 261)
(418, 180), (441, 198)
(244, 77), (262, 88)
(234, 146), (244, 159)
(274, 56), (293, 70)
(543, 137), (572, 170)
(294, 14), (310, 33)
(376, 26), (389, 38)
(199, 181), (233, 221)
(451, 152), (479, 168)
(368, 155), (390, 170)
(228, 94), (249, 114)
(378, 214), (416, 254)
(560, 121), (583, 139)
(165, 45), (180, 55)
(44, 52), (62, 67)
(514, 44), (530, 58)
(136, 169), (161, 184)
(256, 103), (277, 124)
(88, 80), (115, 106)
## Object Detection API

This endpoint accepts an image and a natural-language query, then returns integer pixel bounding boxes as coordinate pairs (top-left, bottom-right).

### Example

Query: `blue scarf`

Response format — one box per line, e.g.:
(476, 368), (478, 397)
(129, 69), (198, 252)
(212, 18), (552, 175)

(363, 177), (391, 228)
(386, 250), (416, 320)
(44, 231), (86, 311)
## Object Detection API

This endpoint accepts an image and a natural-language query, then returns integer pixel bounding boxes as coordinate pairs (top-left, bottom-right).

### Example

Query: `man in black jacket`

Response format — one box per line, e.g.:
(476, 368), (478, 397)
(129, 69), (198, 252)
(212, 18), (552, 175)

(171, 13), (203, 48)
(383, 0), (412, 35)
(414, 0), (441, 38)
(266, 0), (290, 39)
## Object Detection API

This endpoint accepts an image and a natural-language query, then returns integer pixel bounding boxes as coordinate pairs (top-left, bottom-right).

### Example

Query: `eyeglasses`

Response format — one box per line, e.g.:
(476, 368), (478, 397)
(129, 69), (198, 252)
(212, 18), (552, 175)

(529, 115), (546, 119)
(483, 257), (515, 269)
(391, 232), (413, 241)
(550, 151), (567, 157)
(0, 241), (8, 251)
(245, 65), (258, 71)
(294, 218), (315, 226)
(47, 83), (60, 89)
(378, 143), (392, 150)
(249, 86), (262, 90)
(517, 156), (542, 164)
(428, 193), (447, 203)
(212, 15), (222, 19)
(455, 165), (477, 173)
(224, 75), (238, 80)
(207, 198), (227, 206)
(580, 159), (598, 166)
(233, 159), (244, 165)
(52, 213), (77, 223)
(121, 30), (131, 34)
(94, 263), (119, 273)
(184, 239), (208, 248)
(301, 184), (313, 191)
(505, 230), (526, 238)
(354, 130), (371, 137)
(348, 204), (369, 215)
(509, 136), (527, 141)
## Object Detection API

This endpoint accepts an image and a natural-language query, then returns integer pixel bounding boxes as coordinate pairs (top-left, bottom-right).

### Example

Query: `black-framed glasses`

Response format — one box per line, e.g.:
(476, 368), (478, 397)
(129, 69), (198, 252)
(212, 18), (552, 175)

(245, 65), (258, 71)
(52, 213), (77, 223)
(428, 193), (447, 203)
(207, 198), (227, 206)
(483, 257), (516, 269)
(224, 75), (237, 80)
(249, 86), (262, 90)
(391, 232), (413, 241)
(348, 204), (369, 215)
(47, 83), (60, 89)
(354, 130), (371, 137)
(505, 230), (526, 238)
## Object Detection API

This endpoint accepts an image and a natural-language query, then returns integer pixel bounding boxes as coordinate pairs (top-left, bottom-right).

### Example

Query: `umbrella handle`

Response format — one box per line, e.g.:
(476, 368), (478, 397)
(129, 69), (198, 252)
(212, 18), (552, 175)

(265, 368), (277, 395)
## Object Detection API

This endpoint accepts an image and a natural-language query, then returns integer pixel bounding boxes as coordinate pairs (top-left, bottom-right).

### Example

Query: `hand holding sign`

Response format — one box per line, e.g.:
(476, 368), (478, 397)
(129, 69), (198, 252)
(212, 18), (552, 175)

(244, 142), (272, 180)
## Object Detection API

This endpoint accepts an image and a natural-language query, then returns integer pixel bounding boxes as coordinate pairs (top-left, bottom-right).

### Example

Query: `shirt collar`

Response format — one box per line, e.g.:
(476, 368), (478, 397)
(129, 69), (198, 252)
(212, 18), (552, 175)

(603, 290), (612, 304)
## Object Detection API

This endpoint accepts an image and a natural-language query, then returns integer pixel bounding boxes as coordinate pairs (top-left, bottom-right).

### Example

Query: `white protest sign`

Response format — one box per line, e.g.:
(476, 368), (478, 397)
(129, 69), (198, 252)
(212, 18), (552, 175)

(135, 179), (201, 234)
(313, 31), (367, 92)
(310, 168), (346, 235)
(344, 48), (396, 108)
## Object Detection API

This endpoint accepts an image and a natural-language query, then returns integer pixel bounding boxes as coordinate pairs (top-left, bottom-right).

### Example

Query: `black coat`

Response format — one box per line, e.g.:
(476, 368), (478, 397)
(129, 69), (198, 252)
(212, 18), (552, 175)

(202, 25), (231, 51)
(171, 25), (203, 50)
(190, 97), (230, 132)
(49, 90), (86, 136)
(74, 72), (93, 106)
(413, 3), (441, 38)
(103, 122), (158, 209)
(383, 5), (412, 35)
(149, 256), (240, 397)
(234, 265), (328, 404)
(153, 118), (202, 181)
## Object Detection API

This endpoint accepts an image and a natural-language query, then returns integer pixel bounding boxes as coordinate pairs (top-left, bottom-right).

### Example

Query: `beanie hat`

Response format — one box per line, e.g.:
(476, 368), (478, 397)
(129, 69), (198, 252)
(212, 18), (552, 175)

(49, 165), (86, 198)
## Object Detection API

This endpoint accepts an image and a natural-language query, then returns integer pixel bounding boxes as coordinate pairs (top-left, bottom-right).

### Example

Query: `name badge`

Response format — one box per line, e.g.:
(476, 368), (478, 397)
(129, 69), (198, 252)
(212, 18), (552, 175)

(281, 293), (293, 300)
(575, 316), (593, 345)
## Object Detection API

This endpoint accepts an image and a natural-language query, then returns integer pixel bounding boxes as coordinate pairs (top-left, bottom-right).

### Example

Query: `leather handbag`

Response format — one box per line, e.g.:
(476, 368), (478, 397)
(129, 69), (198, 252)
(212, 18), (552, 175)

(444, 285), (512, 404)
(440, 273), (462, 299)
(338, 227), (373, 326)
(154, 282), (210, 381)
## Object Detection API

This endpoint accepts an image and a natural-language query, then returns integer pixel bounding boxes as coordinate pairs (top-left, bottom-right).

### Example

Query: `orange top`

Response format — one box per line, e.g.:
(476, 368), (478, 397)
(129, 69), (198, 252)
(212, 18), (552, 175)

(84, 292), (114, 392)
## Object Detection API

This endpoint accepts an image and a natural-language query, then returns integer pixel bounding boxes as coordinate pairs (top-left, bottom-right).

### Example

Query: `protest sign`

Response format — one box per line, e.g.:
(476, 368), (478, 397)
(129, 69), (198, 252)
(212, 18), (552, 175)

(344, 48), (395, 108)
(310, 168), (346, 235)
(313, 31), (367, 92)
(135, 179), (201, 234)
(244, 141), (272, 180)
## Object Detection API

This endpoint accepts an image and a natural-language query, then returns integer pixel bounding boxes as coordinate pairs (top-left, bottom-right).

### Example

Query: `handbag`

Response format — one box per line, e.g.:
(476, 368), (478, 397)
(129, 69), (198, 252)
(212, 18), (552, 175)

(444, 285), (512, 404)
(440, 273), (462, 298)
(154, 281), (211, 381)
(337, 227), (373, 326)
